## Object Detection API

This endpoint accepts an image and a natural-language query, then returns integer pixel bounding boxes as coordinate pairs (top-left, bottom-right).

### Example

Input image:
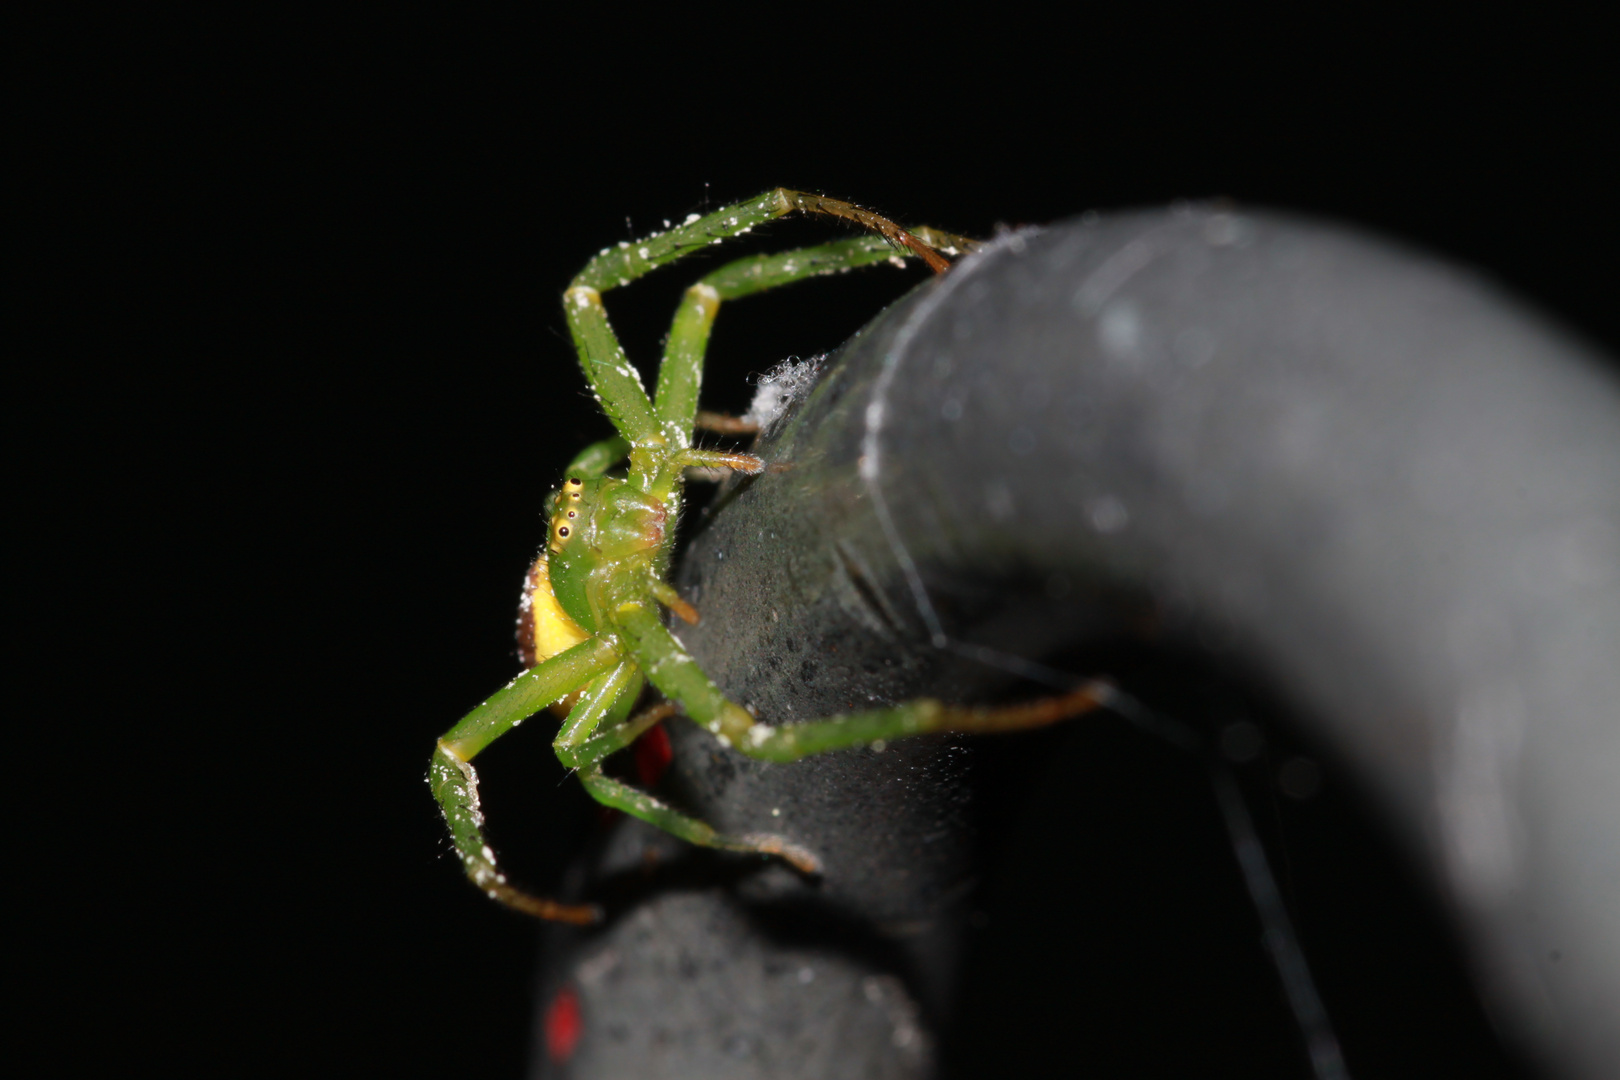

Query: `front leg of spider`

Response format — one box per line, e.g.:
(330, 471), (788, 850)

(430, 634), (622, 924)
(432, 189), (1091, 921)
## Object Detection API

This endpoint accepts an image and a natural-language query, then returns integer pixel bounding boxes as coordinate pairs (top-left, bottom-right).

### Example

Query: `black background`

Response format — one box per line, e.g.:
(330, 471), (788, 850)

(18, 8), (1616, 1078)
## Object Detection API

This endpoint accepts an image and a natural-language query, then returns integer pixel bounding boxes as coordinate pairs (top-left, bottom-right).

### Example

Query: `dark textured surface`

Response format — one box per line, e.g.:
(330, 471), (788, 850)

(531, 208), (1620, 1079)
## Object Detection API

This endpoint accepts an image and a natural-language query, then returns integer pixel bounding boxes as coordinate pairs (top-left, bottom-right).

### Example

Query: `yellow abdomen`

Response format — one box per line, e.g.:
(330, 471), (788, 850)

(517, 553), (591, 716)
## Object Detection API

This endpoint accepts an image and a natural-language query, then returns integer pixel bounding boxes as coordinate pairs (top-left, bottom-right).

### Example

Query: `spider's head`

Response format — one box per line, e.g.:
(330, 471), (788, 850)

(546, 475), (668, 632)
(545, 474), (603, 631)
(547, 475), (593, 556)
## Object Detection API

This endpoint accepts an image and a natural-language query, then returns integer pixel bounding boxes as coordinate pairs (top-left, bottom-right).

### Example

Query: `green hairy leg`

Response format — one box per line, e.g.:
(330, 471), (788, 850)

(564, 190), (963, 447)
(577, 766), (821, 874)
(657, 233), (974, 435)
(613, 601), (1113, 765)
(431, 636), (622, 922)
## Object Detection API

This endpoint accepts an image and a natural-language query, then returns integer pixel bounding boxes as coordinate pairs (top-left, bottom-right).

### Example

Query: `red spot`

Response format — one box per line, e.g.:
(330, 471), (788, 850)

(634, 722), (674, 787)
(544, 984), (583, 1064)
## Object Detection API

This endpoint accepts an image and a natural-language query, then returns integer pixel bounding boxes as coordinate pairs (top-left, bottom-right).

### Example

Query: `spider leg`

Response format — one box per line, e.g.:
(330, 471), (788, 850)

(556, 700), (678, 768)
(430, 635), (621, 923)
(692, 411), (760, 436)
(645, 577), (699, 626)
(612, 597), (1112, 762)
(656, 234), (957, 436)
(563, 436), (631, 479)
(723, 684), (1114, 764)
(575, 766), (820, 875)
(552, 657), (822, 874)
(571, 189), (945, 297)
(564, 190), (960, 451)
(439, 635), (621, 761)
(552, 657), (644, 745)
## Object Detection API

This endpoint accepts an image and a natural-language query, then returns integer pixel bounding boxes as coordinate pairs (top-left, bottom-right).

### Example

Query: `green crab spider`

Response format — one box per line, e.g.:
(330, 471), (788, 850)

(430, 189), (1109, 923)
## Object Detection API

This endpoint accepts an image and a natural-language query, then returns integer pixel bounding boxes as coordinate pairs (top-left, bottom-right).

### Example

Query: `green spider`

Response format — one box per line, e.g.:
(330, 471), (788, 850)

(430, 189), (1107, 923)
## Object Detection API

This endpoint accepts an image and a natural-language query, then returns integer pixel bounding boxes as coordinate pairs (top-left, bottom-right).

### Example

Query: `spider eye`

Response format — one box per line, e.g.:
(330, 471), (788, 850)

(558, 526), (570, 538)
(566, 510), (577, 518)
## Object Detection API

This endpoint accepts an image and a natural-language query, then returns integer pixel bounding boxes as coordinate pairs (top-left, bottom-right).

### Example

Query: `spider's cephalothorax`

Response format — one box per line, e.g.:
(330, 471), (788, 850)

(432, 189), (1107, 924)
(546, 474), (670, 634)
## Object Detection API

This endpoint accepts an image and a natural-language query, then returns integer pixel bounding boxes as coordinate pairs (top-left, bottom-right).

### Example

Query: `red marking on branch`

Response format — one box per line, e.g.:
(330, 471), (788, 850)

(634, 723), (674, 787)
(545, 984), (583, 1064)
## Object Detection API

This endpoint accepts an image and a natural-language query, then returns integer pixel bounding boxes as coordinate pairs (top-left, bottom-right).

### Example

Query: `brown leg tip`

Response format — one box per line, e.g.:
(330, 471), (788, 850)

(742, 834), (824, 877)
(489, 882), (604, 925)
